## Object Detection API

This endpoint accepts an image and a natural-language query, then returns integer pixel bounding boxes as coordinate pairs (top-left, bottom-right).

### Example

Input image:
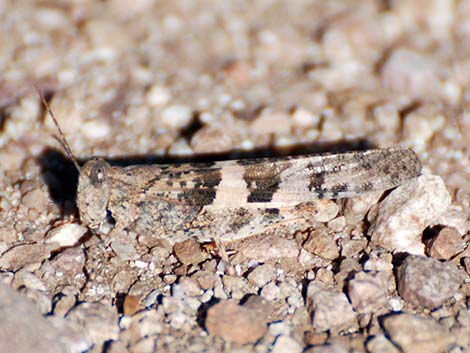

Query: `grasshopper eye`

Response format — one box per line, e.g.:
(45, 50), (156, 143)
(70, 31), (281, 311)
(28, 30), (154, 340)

(88, 160), (109, 186)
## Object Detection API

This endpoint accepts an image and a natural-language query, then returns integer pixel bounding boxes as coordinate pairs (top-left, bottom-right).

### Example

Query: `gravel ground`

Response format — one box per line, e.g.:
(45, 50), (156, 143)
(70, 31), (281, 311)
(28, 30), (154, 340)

(0, 1), (469, 353)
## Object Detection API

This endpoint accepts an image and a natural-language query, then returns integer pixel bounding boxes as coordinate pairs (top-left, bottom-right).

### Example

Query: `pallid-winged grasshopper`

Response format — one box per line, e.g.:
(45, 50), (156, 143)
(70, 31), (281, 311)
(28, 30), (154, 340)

(40, 93), (422, 246)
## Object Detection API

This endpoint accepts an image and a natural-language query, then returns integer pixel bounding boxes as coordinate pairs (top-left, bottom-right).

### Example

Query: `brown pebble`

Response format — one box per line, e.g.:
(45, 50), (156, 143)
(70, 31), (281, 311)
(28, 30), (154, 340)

(205, 299), (268, 344)
(123, 294), (143, 316)
(426, 227), (465, 260)
(0, 243), (50, 271)
(173, 238), (206, 265)
(397, 255), (464, 309)
(382, 313), (454, 353)
(303, 228), (339, 260)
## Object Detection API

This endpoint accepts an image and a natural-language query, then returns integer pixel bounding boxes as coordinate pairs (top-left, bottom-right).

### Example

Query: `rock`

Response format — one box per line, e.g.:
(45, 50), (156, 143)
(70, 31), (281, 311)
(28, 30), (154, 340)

(66, 302), (119, 346)
(366, 334), (401, 353)
(397, 255), (464, 309)
(247, 263), (276, 287)
(205, 299), (268, 344)
(0, 243), (50, 271)
(426, 227), (466, 260)
(173, 238), (206, 265)
(45, 223), (88, 251)
(110, 241), (138, 261)
(261, 281), (280, 301)
(348, 271), (390, 313)
(160, 104), (193, 129)
(270, 335), (302, 353)
(381, 49), (442, 100)
(303, 228), (339, 260)
(369, 175), (451, 253)
(123, 294), (143, 316)
(306, 283), (357, 333)
(382, 313), (454, 353)
(0, 282), (75, 353)
(21, 188), (47, 211)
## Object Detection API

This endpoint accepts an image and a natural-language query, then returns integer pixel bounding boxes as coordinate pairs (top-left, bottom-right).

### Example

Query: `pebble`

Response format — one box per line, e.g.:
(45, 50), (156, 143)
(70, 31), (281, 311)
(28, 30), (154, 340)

(270, 335), (303, 353)
(397, 255), (464, 309)
(160, 104), (193, 129)
(382, 313), (454, 353)
(205, 299), (268, 344)
(247, 263), (276, 287)
(111, 241), (139, 261)
(343, 191), (383, 225)
(45, 223), (88, 251)
(0, 282), (83, 353)
(369, 175), (451, 253)
(123, 294), (143, 316)
(21, 188), (47, 211)
(0, 243), (50, 271)
(306, 283), (357, 333)
(173, 238), (206, 265)
(66, 302), (119, 346)
(426, 226), (466, 260)
(348, 271), (390, 313)
(261, 281), (280, 301)
(381, 49), (442, 100)
(303, 228), (339, 260)
(366, 334), (401, 353)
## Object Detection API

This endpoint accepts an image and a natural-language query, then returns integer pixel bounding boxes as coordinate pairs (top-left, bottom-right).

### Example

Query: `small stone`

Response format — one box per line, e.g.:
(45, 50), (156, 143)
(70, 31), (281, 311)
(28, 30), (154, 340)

(160, 104), (193, 129)
(66, 302), (119, 346)
(382, 313), (454, 353)
(397, 255), (464, 309)
(339, 238), (368, 258)
(247, 264), (276, 287)
(261, 281), (280, 301)
(205, 300), (268, 344)
(348, 271), (389, 313)
(344, 192), (383, 225)
(44, 247), (86, 290)
(177, 276), (203, 297)
(111, 241), (138, 261)
(232, 236), (299, 263)
(270, 335), (302, 353)
(80, 119), (111, 140)
(21, 188), (47, 211)
(193, 271), (217, 290)
(381, 49), (442, 100)
(426, 227), (466, 260)
(0, 282), (80, 353)
(366, 334), (401, 353)
(123, 294), (143, 316)
(369, 175), (451, 253)
(45, 223), (88, 251)
(306, 283), (357, 333)
(173, 238), (206, 265)
(0, 243), (50, 271)
(303, 229), (339, 260)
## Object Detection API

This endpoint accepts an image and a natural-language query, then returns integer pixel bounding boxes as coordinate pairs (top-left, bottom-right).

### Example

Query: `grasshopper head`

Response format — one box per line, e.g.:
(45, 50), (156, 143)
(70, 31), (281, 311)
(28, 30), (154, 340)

(76, 158), (112, 232)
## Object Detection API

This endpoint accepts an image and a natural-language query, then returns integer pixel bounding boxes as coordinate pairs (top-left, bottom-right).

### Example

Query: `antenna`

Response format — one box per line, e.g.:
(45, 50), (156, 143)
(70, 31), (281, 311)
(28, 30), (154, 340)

(35, 85), (81, 172)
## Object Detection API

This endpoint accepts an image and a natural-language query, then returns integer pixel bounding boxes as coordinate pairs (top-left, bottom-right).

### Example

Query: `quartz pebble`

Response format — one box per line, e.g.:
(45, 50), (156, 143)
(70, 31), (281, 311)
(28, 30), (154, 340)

(270, 335), (302, 353)
(205, 299), (268, 344)
(397, 255), (464, 309)
(348, 271), (390, 313)
(247, 264), (276, 288)
(369, 175), (451, 253)
(382, 313), (454, 353)
(306, 283), (357, 333)
(66, 302), (119, 346)
(45, 223), (88, 251)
